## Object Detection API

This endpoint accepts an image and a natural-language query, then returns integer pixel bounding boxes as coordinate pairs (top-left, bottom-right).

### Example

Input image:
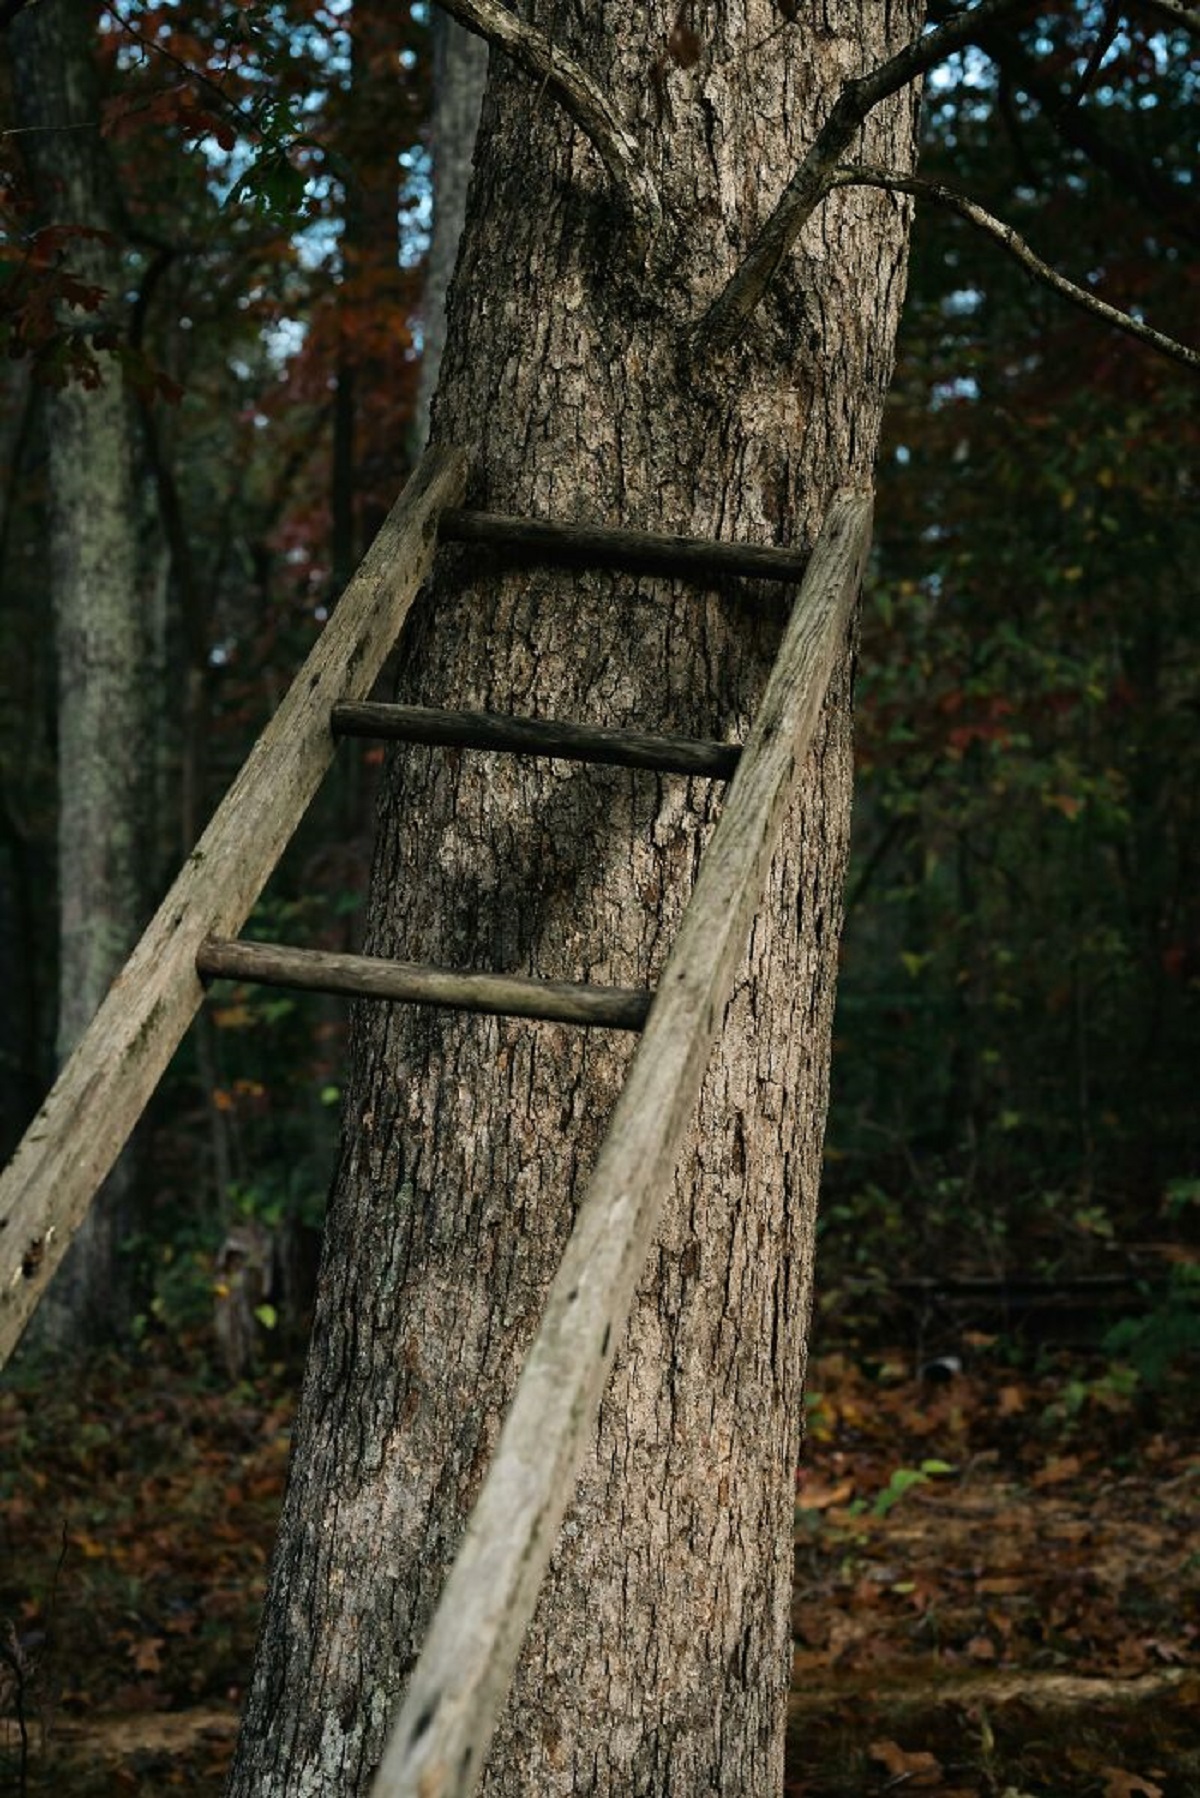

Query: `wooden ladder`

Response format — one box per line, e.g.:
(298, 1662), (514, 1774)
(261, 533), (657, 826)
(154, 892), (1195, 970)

(0, 444), (871, 1797)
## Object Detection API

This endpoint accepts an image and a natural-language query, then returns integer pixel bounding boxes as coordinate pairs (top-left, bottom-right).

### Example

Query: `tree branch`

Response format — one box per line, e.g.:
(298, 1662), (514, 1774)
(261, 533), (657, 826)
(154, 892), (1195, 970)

(1130, 0), (1200, 30)
(433, 0), (661, 252)
(942, 4), (1200, 249)
(930, 0), (1200, 31)
(827, 164), (1200, 373)
(1062, 0), (1121, 111)
(694, 0), (1041, 353)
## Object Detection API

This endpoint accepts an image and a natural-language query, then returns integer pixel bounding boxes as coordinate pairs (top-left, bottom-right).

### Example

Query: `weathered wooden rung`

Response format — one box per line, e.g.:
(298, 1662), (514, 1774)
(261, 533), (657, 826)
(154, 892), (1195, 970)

(439, 507), (810, 584)
(331, 701), (741, 780)
(197, 938), (652, 1031)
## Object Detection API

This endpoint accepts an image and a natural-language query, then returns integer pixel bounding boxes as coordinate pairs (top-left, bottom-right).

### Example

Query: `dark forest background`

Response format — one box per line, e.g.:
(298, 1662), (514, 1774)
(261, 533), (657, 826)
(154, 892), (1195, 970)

(0, 1), (1195, 1363)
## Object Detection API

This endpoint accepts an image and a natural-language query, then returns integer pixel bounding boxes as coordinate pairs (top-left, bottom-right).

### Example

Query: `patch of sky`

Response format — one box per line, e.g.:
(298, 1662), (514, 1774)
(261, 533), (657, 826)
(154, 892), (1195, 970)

(263, 319), (308, 364)
(941, 289), (982, 319)
(930, 376), (980, 409)
(399, 146), (432, 269)
(927, 47), (991, 92)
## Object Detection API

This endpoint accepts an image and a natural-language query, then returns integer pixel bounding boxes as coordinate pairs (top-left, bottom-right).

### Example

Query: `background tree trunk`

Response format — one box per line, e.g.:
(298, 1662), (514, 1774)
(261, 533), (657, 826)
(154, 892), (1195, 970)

(414, 11), (488, 445)
(229, 4), (924, 1792)
(9, 0), (150, 1347)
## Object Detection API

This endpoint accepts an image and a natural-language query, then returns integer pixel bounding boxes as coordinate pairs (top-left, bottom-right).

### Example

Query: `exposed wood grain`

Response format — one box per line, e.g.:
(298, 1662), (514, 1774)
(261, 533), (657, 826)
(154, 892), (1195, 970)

(332, 701), (742, 779)
(440, 507), (812, 583)
(0, 448), (468, 1368)
(371, 489), (872, 1798)
(198, 938), (651, 1030)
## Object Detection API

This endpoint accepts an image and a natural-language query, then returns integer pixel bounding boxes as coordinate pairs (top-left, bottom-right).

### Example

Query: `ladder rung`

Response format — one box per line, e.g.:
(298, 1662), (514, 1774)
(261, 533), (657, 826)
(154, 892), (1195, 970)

(440, 507), (809, 584)
(197, 938), (651, 1031)
(331, 701), (741, 780)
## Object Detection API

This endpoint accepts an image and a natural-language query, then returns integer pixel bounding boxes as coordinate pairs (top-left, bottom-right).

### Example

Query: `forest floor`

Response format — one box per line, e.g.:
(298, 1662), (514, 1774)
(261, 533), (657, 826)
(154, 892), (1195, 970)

(0, 1331), (1195, 1796)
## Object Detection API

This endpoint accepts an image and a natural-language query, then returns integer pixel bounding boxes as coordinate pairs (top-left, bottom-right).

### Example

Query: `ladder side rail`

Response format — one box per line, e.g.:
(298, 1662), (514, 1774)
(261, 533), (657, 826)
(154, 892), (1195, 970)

(373, 488), (873, 1798)
(0, 447), (468, 1369)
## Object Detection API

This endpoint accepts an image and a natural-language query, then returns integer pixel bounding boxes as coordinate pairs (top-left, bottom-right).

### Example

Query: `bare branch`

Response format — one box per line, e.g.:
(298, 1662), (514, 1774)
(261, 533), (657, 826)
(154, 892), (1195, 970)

(827, 164), (1200, 373)
(433, 0), (661, 251)
(1063, 0), (1121, 110)
(0, 0), (35, 31)
(1130, 0), (1200, 31)
(694, 0), (1041, 353)
(966, 14), (1200, 249)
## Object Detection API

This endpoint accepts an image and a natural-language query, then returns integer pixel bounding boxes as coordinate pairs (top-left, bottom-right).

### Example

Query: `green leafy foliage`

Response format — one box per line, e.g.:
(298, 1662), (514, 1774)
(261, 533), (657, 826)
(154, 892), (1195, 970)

(868, 1459), (956, 1518)
(1105, 1267), (1200, 1386)
(823, 16), (1199, 1301)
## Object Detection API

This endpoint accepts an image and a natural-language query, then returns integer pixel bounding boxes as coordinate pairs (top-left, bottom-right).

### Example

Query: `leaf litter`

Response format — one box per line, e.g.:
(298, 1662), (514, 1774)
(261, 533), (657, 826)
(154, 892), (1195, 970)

(0, 1338), (1195, 1793)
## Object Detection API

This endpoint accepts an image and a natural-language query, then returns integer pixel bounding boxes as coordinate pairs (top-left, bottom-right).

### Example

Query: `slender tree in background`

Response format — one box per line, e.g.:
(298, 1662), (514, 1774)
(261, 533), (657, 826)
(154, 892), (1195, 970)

(414, 12), (487, 443)
(0, 0), (430, 1321)
(329, 2), (424, 587)
(8, 0), (151, 1345)
(227, 3), (928, 1791)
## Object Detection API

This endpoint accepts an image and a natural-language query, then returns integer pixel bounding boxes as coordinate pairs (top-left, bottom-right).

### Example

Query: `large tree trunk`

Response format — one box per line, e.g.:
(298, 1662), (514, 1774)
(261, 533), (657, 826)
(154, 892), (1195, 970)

(9, 0), (149, 1347)
(229, 5), (922, 1792)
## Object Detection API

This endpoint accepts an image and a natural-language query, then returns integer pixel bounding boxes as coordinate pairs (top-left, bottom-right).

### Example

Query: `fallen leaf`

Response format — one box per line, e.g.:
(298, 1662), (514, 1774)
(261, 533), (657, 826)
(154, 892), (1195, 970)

(868, 1739), (943, 1786)
(1031, 1454), (1082, 1488)
(1101, 1770), (1164, 1798)
(795, 1476), (855, 1512)
(69, 1531), (108, 1560)
(130, 1637), (164, 1674)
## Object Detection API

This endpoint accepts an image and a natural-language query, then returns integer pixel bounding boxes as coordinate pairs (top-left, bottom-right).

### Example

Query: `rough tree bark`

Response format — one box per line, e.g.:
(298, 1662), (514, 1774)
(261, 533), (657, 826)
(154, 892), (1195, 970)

(9, 0), (149, 1347)
(228, 4), (923, 1792)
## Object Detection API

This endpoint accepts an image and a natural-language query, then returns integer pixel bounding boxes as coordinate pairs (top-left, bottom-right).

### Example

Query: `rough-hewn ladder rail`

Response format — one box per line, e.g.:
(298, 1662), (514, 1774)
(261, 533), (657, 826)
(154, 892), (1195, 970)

(332, 700), (742, 780)
(441, 506), (811, 583)
(0, 447), (468, 1370)
(198, 938), (651, 1031)
(371, 489), (873, 1798)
